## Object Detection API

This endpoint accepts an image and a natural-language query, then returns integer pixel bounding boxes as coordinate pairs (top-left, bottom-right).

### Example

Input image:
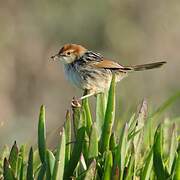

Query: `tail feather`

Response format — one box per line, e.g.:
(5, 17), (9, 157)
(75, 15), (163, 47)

(123, 61), (166, 72)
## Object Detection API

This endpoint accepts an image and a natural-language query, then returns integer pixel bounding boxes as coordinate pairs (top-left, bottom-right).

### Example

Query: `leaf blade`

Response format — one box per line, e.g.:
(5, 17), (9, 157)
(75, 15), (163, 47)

(100, 75), (116, 153)
(38, 105), (46, 164)
(52, 128), (66, 180)
(26, 147), (34, 180)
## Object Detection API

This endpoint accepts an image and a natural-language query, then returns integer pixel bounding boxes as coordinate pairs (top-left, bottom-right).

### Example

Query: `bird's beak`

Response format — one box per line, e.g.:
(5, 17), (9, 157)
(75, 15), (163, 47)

(50, 53), (67, 61)
(50, 54), (60, 61)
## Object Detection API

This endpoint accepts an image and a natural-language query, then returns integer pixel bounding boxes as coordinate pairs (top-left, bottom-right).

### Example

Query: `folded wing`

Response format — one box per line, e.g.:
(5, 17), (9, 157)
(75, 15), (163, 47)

(90, 59), (132, 71)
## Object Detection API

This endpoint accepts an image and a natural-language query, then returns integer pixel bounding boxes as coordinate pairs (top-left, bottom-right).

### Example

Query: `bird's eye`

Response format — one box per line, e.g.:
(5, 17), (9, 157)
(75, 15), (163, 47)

(67, 52), (71, 55)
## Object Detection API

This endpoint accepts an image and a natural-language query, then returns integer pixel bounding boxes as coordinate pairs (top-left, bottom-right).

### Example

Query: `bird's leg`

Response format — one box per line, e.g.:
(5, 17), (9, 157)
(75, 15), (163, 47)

(80, 89), (95, 100)
(71, 90), (93, 107)
(80, 93), (95, 100)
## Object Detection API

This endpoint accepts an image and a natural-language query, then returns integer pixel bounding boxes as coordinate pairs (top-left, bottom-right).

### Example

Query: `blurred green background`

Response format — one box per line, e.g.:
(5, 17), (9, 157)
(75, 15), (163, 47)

(0, 0), (179, 147)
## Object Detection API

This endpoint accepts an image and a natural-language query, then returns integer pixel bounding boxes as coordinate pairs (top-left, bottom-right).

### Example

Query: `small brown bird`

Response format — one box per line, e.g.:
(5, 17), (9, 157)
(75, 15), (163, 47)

(51, 44), (166, 99)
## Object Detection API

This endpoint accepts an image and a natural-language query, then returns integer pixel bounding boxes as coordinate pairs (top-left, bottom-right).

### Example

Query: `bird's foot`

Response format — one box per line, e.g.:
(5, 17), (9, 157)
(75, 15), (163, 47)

(71, 96), (81, 108)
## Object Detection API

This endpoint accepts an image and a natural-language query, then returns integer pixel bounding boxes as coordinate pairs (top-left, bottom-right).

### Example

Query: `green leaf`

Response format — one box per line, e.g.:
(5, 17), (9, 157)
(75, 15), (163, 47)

(46, 149), (55, 179)
(3, 158), (16, 180)
(153, 124), (169, 180)
(16, 154), (22, 179)
(168, 124), (178, 174)
(0, 145), (9, 171)
(124, 153), (135, 180)
(84, 159), (96, 180)
(38, 105), (46, 164)
(77, 153), (87, 175)
(133, 99), (147, 171)
(96, 93), (107, 139)
(37, 163), (46, 180)
(15, 145), (24, 180)
(27, 147), (34, 180)
(110, 133), (116, 151)
(141, 148), (153, 180)
(65, 110), (71, 166)
(113, 123), (128, 180)
(173, 142), (180, 180)
(19, 145), (25, 180)
(88, 122), (98, 159)
(133, 99), (147, 146)
(52, 128), (66, 180)
(103, 151), (113, 180)
(72, 99), (83, 136)
(127, 113), (136, 133)
(82, 131), (89, 160)
(128, 129), (142, 140)
(33, 149), (41, 176)
(8, 141), (18, 174)
(100, 75), (116, 152)
(64, 127), (85, 178)
(82, 91), (92, 134)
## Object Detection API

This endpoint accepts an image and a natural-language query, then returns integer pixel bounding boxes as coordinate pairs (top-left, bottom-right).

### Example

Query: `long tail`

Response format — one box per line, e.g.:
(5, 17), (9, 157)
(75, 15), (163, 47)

(122, 61), (166, 72)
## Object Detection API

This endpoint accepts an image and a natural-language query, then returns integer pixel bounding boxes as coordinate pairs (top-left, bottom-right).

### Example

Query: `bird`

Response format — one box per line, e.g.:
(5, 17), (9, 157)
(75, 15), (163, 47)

(51, 44), (166, 100)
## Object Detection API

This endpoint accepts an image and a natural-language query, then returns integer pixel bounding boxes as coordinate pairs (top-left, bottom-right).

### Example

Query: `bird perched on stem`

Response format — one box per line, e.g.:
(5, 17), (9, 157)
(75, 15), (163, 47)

(51, 44), (166, 100)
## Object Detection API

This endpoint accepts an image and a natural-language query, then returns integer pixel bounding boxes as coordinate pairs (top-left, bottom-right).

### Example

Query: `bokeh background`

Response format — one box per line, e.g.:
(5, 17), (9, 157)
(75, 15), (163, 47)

(0, 0), (180, 147)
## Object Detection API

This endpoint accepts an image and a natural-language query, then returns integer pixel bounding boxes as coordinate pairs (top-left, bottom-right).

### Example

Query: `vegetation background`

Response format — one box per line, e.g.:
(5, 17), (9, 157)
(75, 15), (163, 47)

(0, 0), (180, 147)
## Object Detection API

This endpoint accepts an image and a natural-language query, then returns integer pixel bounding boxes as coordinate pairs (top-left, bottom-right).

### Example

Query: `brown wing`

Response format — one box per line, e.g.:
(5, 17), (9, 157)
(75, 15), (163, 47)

(91, 59), (132, 71)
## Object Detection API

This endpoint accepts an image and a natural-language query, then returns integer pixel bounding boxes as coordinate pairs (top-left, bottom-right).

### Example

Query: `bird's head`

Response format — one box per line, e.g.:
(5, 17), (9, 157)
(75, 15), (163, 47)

(51, 44), (87, 64)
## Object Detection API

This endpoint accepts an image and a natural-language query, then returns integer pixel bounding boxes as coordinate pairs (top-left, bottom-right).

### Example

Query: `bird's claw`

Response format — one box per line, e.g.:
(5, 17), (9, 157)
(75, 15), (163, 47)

(71, 96), (81, 108)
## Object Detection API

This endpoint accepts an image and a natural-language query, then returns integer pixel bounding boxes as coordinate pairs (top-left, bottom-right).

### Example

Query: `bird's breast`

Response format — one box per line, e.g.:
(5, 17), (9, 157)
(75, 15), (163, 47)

(64, 64), (84, 89)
